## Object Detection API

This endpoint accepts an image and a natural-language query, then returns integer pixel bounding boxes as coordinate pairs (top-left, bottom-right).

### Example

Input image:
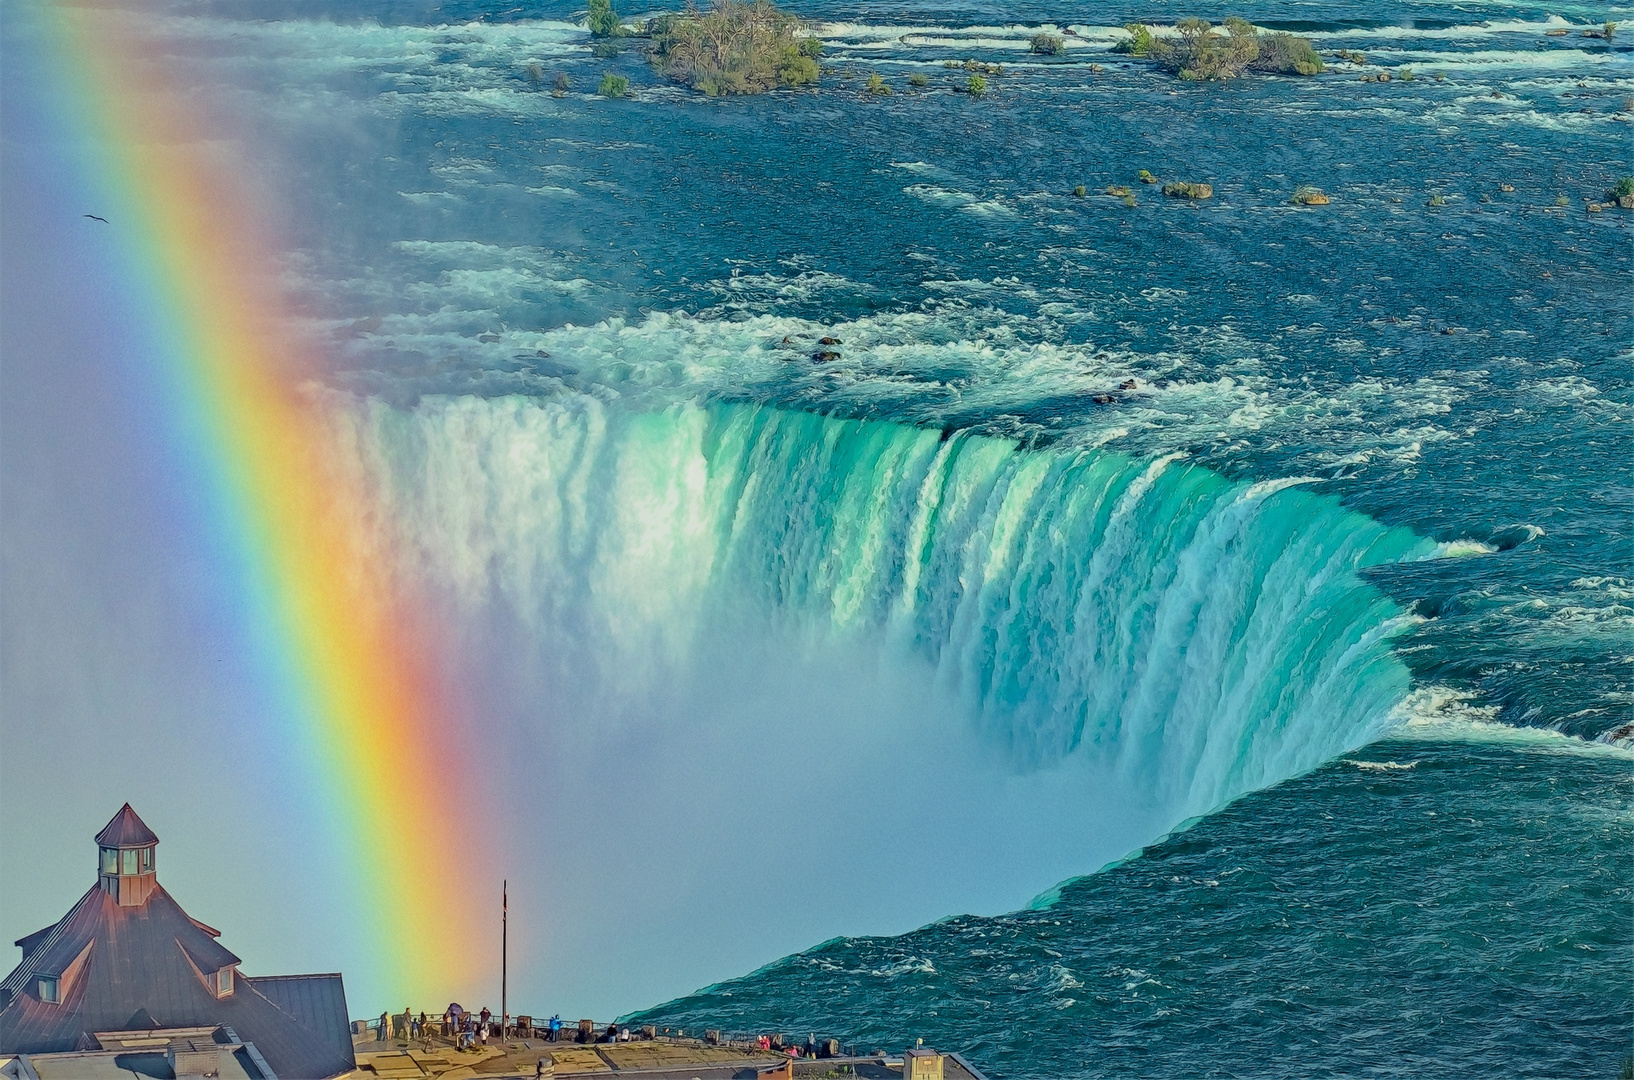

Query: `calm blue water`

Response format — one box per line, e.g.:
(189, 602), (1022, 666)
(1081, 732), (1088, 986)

(102, 0), (1634, 1070)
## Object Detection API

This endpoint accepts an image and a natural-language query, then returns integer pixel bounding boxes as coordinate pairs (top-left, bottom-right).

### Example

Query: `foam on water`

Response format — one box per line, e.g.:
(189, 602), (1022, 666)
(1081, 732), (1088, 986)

(53, 0), (1626, 1030)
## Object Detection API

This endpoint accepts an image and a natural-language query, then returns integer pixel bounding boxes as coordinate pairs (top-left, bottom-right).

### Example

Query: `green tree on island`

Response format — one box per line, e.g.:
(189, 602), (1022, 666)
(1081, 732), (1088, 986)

(1118, 17), (1322, 78)
(1155, 17), (1261, 80)
(588, 0), (624, 37)
(649, 0), (822, 96)
(1112, 23), (1154, 56)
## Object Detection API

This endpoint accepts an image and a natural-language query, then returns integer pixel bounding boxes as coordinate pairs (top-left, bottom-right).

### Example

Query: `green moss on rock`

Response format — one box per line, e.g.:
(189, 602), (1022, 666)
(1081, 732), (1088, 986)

(1163, 180), (1213, 199)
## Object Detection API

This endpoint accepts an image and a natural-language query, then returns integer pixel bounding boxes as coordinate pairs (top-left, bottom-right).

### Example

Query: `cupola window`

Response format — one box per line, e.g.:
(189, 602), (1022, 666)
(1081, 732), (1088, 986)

(140, 846), (153, 872)
(100, 847), (118, 875)
(121, 848), (138, 875)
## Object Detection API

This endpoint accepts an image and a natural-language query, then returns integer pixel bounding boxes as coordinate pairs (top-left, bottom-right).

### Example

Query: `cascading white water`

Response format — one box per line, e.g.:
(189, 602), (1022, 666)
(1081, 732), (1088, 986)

(327, 389), (1436, 1015)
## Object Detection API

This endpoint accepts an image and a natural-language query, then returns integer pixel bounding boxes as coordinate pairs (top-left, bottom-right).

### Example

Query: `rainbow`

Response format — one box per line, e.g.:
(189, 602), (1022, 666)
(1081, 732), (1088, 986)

(30, 0), (485, 1002)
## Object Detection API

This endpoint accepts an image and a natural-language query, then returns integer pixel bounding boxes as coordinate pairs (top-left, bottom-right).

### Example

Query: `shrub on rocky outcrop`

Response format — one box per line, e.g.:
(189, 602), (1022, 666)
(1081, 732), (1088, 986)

(866, 72), (892, 94)
(1291, 185), (1329, 205)
(598, 71), (629, 97)
(1030, 32), (1065, 55)
(649, 0), (821, 96)
(1164, 180), (1213, 198)
(1254, 31), (1324, 75)
(1128, 18), (1323, 80)
(966, 74), (987, 96)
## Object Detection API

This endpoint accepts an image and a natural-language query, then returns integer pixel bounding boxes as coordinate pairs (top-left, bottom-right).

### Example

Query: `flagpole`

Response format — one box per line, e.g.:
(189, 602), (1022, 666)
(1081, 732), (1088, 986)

(502, 880), (508, 1040)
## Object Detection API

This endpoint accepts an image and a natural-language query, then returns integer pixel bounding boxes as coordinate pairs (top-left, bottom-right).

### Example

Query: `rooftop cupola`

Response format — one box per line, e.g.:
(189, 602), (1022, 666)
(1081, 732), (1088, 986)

(95, 803), (159, 907)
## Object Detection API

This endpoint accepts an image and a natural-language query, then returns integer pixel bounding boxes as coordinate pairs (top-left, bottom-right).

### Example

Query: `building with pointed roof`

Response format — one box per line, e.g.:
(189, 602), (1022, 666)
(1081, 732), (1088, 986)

(0, 805), (355, 1079)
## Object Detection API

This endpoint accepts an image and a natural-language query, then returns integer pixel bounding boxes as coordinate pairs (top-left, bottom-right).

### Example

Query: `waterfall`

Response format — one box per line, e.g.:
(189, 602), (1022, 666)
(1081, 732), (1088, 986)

(328, 390), (1434, 1013)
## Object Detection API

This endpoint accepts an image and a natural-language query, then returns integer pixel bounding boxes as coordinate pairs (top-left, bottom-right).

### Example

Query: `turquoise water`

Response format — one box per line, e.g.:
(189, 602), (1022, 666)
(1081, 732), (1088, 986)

(41, 0), (1632, 1065)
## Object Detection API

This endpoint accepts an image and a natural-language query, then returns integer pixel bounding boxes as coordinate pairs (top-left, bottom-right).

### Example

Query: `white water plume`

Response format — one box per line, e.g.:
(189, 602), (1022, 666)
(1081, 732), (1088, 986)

(323, 390), (1443, 1015)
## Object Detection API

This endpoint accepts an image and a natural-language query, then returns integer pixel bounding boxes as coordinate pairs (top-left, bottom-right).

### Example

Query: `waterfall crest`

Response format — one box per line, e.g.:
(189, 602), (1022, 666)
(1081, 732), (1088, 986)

(328, 391), (1434, 1011)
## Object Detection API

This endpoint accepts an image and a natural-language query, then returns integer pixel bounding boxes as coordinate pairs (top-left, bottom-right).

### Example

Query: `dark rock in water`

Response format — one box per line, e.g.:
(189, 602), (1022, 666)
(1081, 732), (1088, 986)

(813, 350), (841, 361)
(1119, 379), (1139, 390)
(1091, 393), (1115, 404)
(818, 336), (842, 345)
(1599, 721), (1634, 746)
(781, 335), (792, 343)
(478, 332), (502, 342)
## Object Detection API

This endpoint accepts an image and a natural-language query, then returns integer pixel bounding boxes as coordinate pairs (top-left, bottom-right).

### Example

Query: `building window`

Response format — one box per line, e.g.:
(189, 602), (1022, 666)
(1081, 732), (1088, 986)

(121, 848), (137, 875)
(37, 975), (58, 1004)
(101, 847), (118, 875)
(217, 967), (233, 997)
(140, 846), (153, 872)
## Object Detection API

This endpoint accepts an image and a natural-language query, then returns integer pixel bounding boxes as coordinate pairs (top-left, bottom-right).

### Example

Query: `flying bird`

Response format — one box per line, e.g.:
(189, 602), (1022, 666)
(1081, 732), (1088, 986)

(83, 214), (109, 223)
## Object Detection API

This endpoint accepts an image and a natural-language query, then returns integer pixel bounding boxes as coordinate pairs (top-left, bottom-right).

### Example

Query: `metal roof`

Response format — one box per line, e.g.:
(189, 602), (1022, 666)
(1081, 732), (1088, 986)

(251, 974), (352, 1057)
(2, 1026), (274, 1079)
(92, 805), (158, 849)
(0, 884), (353, 1080)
